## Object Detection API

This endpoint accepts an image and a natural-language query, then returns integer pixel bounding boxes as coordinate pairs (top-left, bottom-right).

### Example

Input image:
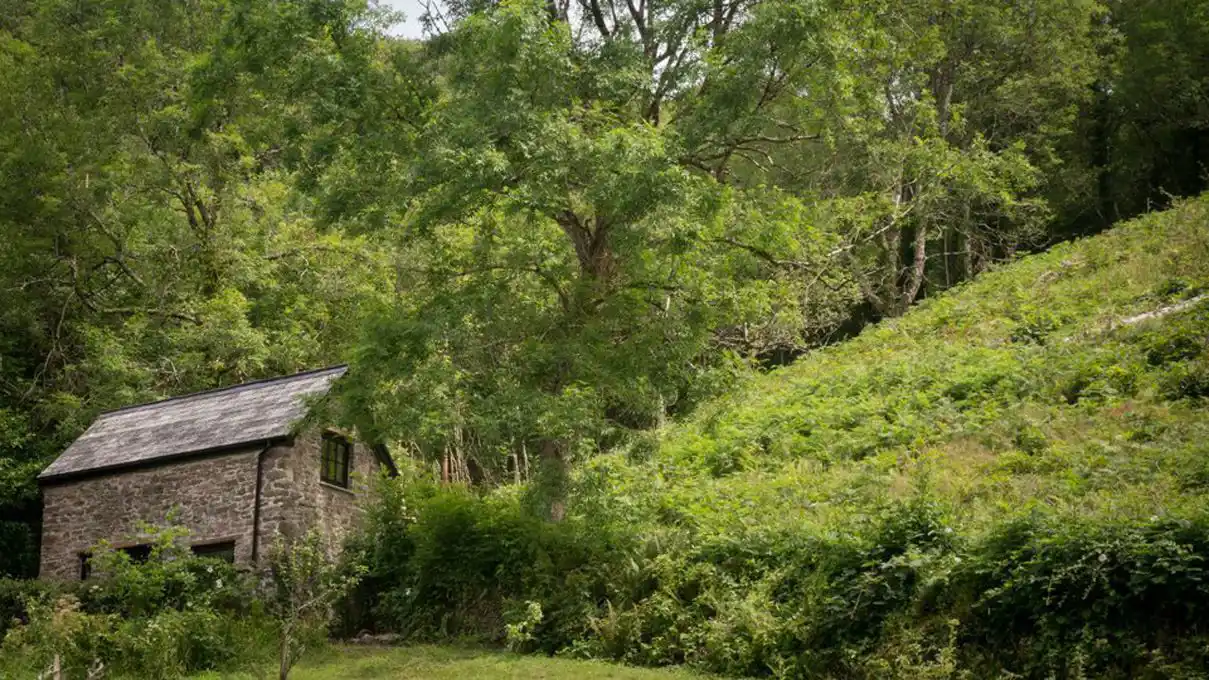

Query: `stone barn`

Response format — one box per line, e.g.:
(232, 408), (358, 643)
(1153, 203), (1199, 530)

(36, 365), (396, 580)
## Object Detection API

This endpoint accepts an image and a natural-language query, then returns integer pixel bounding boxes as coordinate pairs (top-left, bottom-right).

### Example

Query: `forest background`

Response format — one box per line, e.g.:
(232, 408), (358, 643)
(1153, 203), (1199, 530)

(0, 0), (1207, 581)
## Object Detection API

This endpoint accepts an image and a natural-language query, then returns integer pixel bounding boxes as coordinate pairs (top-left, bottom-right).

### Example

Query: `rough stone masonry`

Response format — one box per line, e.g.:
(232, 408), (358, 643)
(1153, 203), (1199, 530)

(36, 366), (393, 580)
(39, 427), (382, 580)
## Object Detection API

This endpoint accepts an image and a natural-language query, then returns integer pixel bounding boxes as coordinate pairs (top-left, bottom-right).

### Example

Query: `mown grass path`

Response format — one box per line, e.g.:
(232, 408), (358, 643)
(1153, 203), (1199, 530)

(197, 645), (707, 679)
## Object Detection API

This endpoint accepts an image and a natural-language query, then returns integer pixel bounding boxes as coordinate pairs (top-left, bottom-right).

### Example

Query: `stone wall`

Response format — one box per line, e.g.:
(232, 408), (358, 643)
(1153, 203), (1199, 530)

(40, 427), (387, 580)
(257, 428), (381, 559)
(39, 448), (261, 580)
(317, 432), (381, 551)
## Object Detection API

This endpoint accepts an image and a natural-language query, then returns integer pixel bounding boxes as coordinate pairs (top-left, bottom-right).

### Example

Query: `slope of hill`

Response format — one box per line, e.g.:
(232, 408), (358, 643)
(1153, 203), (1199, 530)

(649, 193), (1209, 533)
(576, 195), (1209, 676)
(365, 196), (1209, 679)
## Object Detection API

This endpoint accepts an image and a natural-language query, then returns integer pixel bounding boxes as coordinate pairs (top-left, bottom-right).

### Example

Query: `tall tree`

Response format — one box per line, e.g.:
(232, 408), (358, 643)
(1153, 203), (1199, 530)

(1103, 0), (1209, 220)
(332, 0), (858, 512)
(788, 0), (1105, 316)
(0, 0), (393, 574)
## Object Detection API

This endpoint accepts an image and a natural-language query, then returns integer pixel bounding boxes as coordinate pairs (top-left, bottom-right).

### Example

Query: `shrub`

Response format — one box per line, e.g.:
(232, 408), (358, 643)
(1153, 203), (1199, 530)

(0, 595), (113, 679)
(1159, 359), (1209, 401)
(109, 608), (225, 678)
(1010, 307), (1067, 345)
(352, 474), (1209, 678)
(1138, 303), (1209, 366)
(0, 576), (61, 639)
(353, 481), (971, 676)
(950, 511), (1209, 677)
(83, 546), (252, 619)
(267, 530), (365, 680)
(0, 524), (274, 678)
(359, 481), (620, 642)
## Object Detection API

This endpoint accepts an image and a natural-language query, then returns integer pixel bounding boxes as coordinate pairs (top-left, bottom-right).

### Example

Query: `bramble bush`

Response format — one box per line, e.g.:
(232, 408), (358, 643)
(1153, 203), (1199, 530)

(950, 512), (1209, 677)
(352, 478), (1209, 678)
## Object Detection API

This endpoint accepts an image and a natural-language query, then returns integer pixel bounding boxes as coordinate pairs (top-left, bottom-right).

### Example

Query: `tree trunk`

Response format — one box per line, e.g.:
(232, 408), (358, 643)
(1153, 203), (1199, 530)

(900, 220), (929, 311)
(539, 439), (568, 521)
(556, 211), (615, 283)
(930, 62), (955, 139)
(278, 622), (292, 680)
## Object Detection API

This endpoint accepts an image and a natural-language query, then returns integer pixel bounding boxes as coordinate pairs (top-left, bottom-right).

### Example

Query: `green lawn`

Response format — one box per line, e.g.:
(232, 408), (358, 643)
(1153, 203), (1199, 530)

(197, 645), (706, 679)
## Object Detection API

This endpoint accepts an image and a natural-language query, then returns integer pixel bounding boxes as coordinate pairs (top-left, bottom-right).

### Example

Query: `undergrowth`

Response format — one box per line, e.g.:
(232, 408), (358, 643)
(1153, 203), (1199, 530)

(0, 527), (276, 679)
(353, 195), (1209, 678)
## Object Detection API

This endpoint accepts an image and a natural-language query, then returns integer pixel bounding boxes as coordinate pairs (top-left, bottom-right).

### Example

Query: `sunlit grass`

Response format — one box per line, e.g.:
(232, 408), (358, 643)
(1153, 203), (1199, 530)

(196, 644), (708, 680)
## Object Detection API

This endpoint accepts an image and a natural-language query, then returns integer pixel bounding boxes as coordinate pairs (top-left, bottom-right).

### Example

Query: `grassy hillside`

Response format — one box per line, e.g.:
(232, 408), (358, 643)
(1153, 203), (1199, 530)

(363, 196), (1209, 679)
(639, 193), (1209, 534)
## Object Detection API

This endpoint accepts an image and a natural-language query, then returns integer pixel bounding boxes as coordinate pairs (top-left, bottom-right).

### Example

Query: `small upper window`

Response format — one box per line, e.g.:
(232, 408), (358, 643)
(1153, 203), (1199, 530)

(191, 541), (236, 563)
(121, 544), (152, 563)
(321, 433), (352, 488)
(80, 544), (150, 580)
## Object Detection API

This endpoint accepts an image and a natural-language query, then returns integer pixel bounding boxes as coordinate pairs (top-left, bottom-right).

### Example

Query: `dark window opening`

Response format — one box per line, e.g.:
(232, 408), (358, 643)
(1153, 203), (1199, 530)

(80, 544), (150, 580)
(321, 433), (352, 488)
(121, 544), (152, 563)
(191, 541), (236, 563)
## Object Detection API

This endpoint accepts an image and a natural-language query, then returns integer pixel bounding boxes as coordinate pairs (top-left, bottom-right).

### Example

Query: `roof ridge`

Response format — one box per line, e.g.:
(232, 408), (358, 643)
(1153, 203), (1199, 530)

(97, 364), (348, 417)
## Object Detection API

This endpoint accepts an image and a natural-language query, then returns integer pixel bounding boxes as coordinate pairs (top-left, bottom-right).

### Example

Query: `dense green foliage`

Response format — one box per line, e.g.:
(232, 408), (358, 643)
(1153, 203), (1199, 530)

(2, 0), (1206, 541)
(0, 529), (274, 678)
(0, 526), (372, 679)
(352, 197), (1209, 677)
(0, 0), (395, 575)
(2, 0), (1209, 674)
(1, 0), (1207, 559)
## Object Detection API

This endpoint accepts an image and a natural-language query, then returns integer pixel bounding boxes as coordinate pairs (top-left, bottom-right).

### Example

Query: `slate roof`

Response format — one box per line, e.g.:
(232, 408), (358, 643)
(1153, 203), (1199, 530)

(39, 365), (348, 483)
